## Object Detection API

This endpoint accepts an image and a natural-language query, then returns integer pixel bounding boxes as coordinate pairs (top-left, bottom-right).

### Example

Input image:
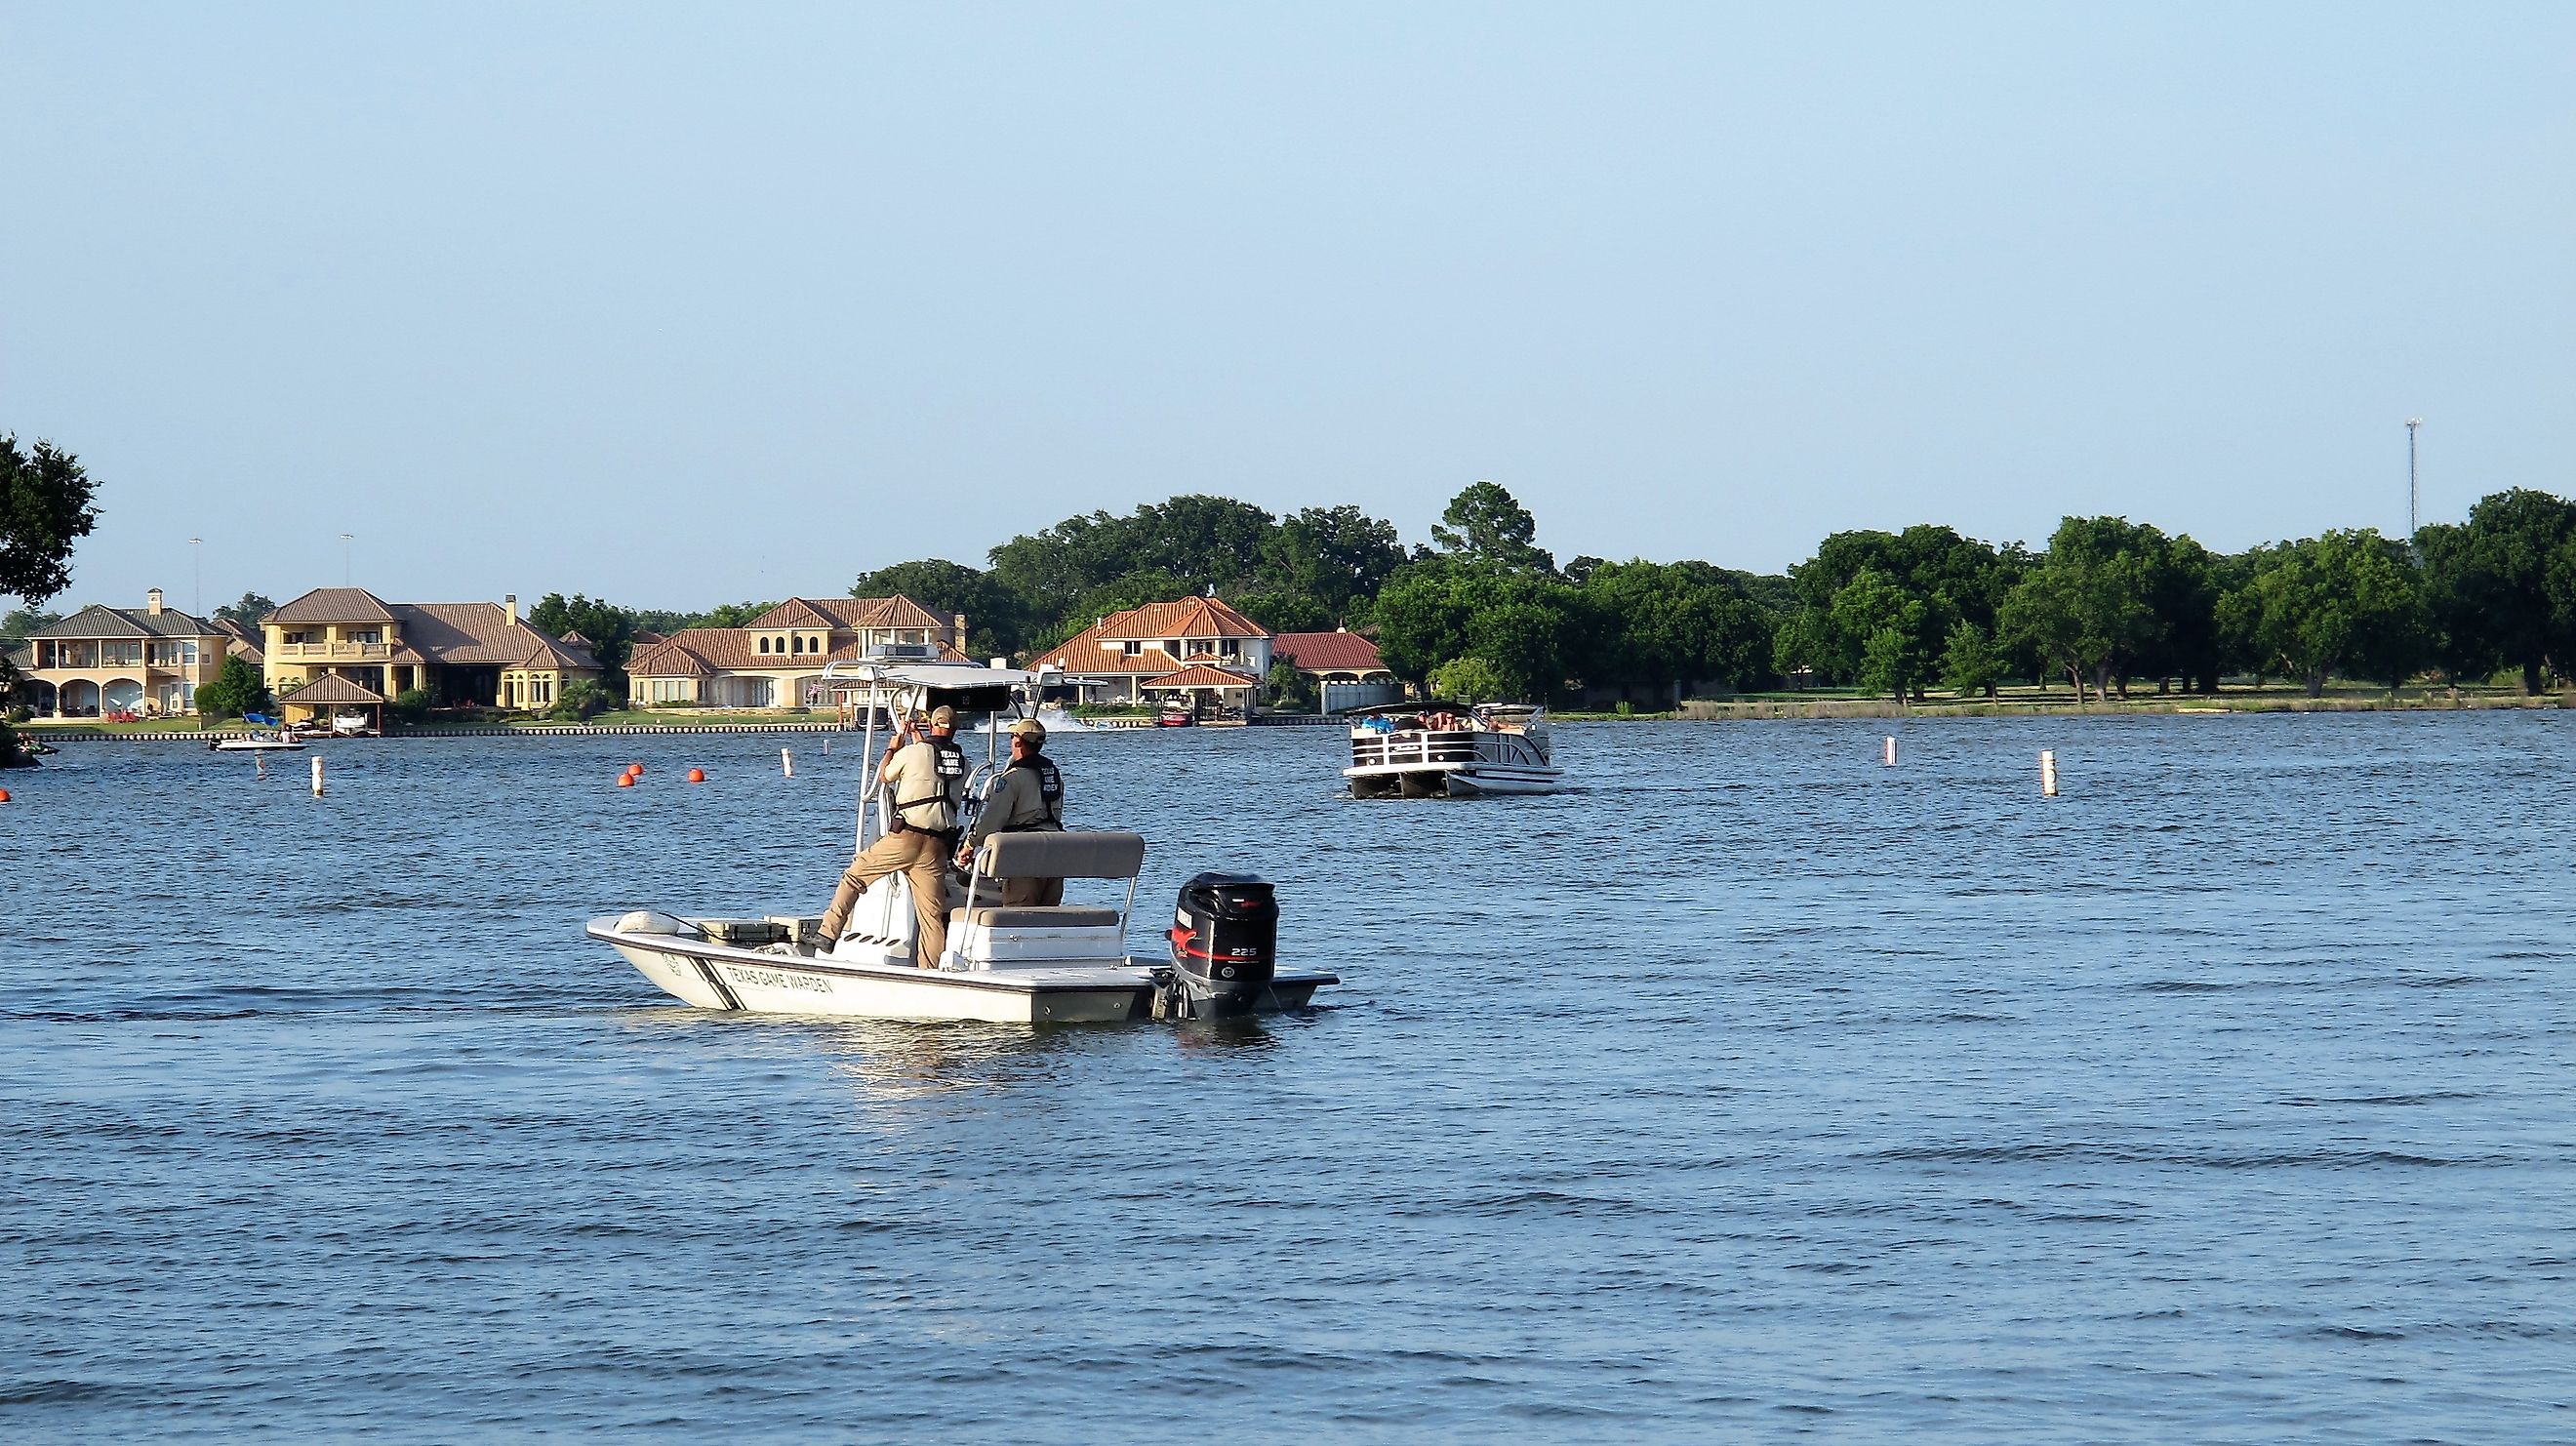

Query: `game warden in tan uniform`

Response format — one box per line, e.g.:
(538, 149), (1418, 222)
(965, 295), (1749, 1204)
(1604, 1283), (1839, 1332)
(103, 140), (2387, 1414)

(957, 717), (1067, 905)
(819, 705), (968, 964)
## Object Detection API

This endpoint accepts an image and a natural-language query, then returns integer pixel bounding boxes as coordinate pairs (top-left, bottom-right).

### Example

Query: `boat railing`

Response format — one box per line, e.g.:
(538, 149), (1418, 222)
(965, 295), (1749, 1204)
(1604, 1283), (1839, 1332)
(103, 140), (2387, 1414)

(1348, 728), (1486, 767)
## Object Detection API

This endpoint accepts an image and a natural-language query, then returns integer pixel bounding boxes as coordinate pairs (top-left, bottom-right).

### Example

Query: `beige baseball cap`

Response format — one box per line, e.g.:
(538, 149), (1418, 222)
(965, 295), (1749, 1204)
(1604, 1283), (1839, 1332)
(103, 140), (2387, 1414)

(927, 705), (956, 727)
(1008, 717), (1046, 740)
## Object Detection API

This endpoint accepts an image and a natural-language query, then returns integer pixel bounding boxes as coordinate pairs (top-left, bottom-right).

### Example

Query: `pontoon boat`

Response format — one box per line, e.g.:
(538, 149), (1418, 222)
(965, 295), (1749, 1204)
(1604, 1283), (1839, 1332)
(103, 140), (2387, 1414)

(1344, 702), (1563, 798)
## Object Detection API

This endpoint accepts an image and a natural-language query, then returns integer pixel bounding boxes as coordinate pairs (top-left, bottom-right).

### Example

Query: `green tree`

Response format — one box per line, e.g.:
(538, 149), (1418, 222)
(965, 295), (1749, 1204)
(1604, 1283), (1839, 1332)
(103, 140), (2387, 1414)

(548, 678), (614, 721)
(2421, 489), (2576, 693)
(391, 687), (434, 723)
(529, 593), (639, 689)
(1995, 517), (2179, 700)
(2411, 523), (2494, 689)
(1831, 570), (1931, 703)
(1025, 568), (1201, 654)
(1264, 659), (1316, 711)
(193, 655), (271, 721)
(1774, 525), (2017, 688)
(1998, 564), (2102, 701)
(1228, 589), (1333, 634)
(1579, 559), (1775, 699)
(1429, 655), (1510, 703)
(1429, 480), (1554, 574)
(2224, 530), (2427, 695)
(848, 558), (1027, 656)
(212, 592), (275, 627)
(1939, 620), (2007, 698)
(1358, 559), (1478, 683)
(4, 606), (62, 643)
(1466, 599), (1571, 700)
(1262, 505), (1405, 619)
(1, 434), (101, 604)
(988, 495), (1278, 626)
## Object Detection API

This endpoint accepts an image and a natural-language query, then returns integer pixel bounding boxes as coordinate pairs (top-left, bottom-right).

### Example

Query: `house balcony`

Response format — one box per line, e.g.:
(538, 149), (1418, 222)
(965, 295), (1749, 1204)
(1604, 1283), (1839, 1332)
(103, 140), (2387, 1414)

(274, 642), (393, 661)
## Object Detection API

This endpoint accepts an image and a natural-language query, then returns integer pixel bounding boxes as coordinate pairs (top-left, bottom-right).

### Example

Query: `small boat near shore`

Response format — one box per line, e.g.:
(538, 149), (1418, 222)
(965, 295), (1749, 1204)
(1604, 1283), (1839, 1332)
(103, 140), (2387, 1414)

(589, 653), (1337, 1023)
(1344, 702), (1563, 798)
(211, 733), (306, 752)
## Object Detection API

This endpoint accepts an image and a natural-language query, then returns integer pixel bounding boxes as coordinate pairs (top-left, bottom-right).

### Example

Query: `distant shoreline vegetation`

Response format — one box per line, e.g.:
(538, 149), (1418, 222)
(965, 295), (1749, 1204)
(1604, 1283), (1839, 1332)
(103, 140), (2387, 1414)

(17, 480), (2576, 719)
(819, 482), (2576, 709)
(492, 481), (2576, 712)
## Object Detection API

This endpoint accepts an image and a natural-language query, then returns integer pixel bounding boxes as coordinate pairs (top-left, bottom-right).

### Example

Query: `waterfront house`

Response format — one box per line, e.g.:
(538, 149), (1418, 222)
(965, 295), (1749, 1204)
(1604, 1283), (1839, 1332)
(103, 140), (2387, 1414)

(623, 596), (969, 708)
(261, 588), (601, 721)
(1025, 598), (1273, 706)
(1271, 628), (1403, 713)
(15, 590), (237, 717)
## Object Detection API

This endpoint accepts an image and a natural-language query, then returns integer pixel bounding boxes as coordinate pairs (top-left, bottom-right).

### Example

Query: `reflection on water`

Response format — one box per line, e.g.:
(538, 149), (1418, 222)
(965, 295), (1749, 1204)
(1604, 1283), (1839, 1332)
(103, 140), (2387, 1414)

(7, 715), (2575, 1442)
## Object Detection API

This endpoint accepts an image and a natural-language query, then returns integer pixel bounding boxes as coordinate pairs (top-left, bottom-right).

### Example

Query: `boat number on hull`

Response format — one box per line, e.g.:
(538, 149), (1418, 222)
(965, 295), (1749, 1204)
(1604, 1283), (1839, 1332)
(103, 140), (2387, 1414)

(721, 964), (833, 995)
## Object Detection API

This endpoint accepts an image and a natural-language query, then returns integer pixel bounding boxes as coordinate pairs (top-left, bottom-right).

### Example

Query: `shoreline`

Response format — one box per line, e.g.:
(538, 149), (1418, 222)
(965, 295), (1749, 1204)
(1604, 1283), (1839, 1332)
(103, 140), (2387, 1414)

(1676, 692), (2574, 721)
(18, 692), (2570, 743)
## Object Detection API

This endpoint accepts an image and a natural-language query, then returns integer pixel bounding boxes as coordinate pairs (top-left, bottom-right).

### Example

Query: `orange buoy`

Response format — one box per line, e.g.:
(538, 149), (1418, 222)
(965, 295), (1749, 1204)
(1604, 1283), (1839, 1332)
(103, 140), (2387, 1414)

(626, 762), (644, 777)
(687, 768), (705, 783)
(0, 788), (12, 803)
(616, 774), (635, 787)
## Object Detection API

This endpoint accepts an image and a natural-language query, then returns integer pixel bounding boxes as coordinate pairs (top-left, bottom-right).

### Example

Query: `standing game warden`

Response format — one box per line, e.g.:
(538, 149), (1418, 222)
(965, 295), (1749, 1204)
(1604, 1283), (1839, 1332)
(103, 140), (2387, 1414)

(818, 704), (968, 964)
(957, 717), (1067, 904)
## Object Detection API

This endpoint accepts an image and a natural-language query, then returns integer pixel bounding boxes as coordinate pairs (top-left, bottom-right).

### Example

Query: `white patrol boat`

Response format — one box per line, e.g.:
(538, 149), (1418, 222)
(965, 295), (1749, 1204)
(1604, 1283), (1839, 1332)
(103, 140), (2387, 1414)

(1343, 702), (1563, 798)
(587, 653), (1337, 1024)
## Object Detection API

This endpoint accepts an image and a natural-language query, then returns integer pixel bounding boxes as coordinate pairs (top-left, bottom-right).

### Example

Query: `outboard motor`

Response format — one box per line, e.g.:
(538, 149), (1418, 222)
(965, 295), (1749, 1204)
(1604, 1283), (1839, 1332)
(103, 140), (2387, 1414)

(1159, 872), (1278, 1019)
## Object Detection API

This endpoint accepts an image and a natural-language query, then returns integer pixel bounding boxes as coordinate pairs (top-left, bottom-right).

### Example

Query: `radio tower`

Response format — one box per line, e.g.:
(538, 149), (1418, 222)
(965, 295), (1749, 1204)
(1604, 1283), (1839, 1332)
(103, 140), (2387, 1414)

(2405, 419), (2423, 538)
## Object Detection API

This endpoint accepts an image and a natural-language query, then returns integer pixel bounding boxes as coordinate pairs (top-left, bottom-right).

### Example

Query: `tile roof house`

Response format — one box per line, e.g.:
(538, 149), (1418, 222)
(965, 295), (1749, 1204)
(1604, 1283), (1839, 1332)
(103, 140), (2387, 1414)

(261, 588), (601, 719)
(1271, 627), (1404, 713)
(1024, 597), (1274, 705)
(14, 589), (242, 718)
(624, 596), (969, 709)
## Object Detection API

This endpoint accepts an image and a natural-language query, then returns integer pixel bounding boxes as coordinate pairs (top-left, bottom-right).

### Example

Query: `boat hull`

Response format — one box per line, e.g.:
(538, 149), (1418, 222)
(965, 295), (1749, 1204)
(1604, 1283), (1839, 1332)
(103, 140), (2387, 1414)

(592, 918), (1331, 1024)
(1345, 762), (1563, 798)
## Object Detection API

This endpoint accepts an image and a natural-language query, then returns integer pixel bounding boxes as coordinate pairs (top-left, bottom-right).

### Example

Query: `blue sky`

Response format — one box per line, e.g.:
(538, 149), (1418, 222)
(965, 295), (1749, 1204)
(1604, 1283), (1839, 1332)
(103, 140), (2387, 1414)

(4, 2), (2569, 615)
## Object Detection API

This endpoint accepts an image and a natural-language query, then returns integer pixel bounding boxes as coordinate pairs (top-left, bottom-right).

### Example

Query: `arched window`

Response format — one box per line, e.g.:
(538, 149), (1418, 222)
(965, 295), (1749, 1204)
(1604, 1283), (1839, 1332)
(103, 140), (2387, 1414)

(757, 636), (770, 654)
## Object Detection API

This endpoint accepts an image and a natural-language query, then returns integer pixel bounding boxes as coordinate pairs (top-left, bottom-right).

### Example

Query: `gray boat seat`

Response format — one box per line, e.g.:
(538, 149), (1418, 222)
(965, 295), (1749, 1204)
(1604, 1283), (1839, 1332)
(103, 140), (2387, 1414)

(957, 905), (1121, 930)
(980, 830), (1147, 880)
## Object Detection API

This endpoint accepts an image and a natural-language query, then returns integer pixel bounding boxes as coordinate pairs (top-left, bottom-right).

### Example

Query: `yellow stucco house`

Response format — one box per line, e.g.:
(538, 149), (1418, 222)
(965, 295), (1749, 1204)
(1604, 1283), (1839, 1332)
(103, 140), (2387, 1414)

(262, 588), (600, 721)
(11, 589), (242, 717)
(624, 595), (968, 708)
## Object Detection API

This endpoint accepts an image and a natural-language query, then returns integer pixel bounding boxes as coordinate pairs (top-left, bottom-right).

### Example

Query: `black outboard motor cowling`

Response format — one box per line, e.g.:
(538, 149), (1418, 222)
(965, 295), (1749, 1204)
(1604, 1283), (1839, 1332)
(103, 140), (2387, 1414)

(1161, 872), (1278, 1019)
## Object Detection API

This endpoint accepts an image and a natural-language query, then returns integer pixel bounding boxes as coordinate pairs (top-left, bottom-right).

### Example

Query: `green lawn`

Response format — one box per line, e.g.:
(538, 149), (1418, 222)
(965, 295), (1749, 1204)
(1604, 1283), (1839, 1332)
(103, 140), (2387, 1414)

(20, 715), (233, 733)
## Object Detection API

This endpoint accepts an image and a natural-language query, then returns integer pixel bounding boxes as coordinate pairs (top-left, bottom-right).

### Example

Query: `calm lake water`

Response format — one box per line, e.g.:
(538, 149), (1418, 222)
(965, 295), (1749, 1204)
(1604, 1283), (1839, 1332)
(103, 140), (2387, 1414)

(6, 714), (2572, 1442)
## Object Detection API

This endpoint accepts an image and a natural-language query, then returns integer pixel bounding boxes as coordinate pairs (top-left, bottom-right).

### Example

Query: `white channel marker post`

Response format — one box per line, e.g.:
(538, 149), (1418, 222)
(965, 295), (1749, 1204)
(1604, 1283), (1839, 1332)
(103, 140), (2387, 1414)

(310, 754), (325, 797)
(2040, 750), (2059, 797)
(782, 747), (794, 778)
(1883, 736), (1897, 766)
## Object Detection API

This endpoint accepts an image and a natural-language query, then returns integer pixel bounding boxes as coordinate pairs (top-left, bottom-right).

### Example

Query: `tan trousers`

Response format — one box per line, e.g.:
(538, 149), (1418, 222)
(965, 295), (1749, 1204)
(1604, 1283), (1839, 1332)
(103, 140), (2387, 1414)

(819, 829), (952, 966)
(1002, 875), (1065, 906)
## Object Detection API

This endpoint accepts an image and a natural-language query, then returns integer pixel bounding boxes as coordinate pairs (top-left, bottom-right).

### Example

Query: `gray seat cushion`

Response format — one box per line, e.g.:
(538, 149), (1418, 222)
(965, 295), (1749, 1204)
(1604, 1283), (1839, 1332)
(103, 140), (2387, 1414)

(981, 830), (1147, 880)
(958, 905), (1121, 930)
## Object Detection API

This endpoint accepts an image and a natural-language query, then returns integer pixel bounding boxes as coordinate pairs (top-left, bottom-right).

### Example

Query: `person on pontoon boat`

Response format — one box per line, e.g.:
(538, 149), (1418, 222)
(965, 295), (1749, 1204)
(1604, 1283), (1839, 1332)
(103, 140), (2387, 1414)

(817, 704), (969, 964)
(956, 716), (1068, 905)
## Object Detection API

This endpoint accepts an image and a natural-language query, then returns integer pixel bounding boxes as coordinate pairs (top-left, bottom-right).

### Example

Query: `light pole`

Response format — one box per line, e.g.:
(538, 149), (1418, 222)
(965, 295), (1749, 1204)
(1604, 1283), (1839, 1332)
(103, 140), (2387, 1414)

(189, 538), (203, 615)
(341, 534), (354, 586)
(2405, 419), (2423, 538)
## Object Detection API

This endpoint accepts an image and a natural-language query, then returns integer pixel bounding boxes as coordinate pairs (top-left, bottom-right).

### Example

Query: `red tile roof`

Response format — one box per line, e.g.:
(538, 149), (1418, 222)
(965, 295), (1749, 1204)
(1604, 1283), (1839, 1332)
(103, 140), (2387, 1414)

(745, 595), (953, 632)
(1272, 630), (1388, 674)
(1142, 663), (1261, 690)
(1026, 598), (1270, 675)
(275, 672), (386, 704)
(266, 588), (396, 623)
(626, 625), (969, 678)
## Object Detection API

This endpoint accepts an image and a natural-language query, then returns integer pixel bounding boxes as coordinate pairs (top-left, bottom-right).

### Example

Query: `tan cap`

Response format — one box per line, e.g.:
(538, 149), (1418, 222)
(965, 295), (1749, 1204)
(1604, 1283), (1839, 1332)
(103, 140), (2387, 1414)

(1008, 717), (1046, 740)
(926, 705), (956, 727)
